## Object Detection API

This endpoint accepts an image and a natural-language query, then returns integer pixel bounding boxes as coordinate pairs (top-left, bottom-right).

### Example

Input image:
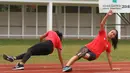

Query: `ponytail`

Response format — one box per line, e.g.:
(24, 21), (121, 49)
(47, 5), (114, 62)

(55, 30), (63, 41)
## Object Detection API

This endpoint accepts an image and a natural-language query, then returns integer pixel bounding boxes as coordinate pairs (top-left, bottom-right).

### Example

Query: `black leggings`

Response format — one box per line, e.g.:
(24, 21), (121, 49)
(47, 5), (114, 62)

(15, 40), (53, 63)
(76, 46), (96, 61)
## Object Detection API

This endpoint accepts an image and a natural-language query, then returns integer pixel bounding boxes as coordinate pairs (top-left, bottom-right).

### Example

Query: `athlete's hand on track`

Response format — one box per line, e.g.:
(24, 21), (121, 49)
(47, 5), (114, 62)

(112, 68), (121, 71)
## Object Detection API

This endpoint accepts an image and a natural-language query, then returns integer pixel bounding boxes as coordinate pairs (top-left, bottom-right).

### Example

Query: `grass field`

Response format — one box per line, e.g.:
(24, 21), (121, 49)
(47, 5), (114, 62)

(0, 39), (130, 64)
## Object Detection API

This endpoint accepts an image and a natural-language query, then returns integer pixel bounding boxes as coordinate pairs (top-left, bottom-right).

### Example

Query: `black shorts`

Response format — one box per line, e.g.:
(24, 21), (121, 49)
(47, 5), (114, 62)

(27, 40), (53, 55)
(76, 46), (96, 61)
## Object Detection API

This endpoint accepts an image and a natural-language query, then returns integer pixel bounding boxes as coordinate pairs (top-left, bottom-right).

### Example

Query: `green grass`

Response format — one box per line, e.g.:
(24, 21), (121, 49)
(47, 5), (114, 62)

(0, 39), (130, 64)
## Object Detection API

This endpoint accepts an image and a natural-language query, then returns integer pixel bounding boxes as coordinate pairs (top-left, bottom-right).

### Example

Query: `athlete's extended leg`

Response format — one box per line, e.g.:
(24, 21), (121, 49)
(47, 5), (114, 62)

(63, 55), (78, 72)
(13, 40), (53, 70)
(13, 48), (34, 70)
(15, 53), (26, 60)
(3, 53), (27, 62)
(63, 46), (89, 72)
(3, 54), (15, 62)
(66, 56), (78, 66)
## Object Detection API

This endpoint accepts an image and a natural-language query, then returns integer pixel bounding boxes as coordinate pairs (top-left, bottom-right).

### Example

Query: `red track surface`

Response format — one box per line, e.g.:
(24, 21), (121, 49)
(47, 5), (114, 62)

(0, 62), (130, 73)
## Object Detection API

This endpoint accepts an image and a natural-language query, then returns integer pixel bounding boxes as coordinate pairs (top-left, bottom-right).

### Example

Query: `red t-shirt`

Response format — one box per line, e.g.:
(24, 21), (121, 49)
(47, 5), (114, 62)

(44, 31), (62, 51)
(85, 29), (111, 59)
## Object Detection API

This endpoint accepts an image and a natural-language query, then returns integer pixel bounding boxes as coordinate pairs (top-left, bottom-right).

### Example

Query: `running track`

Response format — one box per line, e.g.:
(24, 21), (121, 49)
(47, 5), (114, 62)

(0, 62), (130, 73)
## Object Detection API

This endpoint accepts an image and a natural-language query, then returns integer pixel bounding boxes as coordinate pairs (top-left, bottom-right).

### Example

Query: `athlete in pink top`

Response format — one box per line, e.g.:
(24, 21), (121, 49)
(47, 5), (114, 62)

(3, 30), (64, 70)
(63, 10), (120, 72)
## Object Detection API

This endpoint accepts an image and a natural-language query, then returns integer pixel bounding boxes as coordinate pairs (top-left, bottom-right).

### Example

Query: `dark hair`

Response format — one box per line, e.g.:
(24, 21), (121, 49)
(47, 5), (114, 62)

(111, 29), (118, 50)
(55, 30), (63, 41)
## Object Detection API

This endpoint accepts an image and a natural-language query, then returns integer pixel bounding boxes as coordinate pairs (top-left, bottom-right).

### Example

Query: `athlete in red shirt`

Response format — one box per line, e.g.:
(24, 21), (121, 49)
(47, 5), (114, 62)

(3, 30), (64, 70)
(86, 29), (111, 59)
(63, 10), (120, 72)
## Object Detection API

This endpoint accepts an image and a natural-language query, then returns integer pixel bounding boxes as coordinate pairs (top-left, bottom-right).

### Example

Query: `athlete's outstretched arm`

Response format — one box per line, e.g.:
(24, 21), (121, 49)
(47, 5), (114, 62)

(57, 49), (64, 68)
(100, 10), (113, 30)
(106, 52), (113, 70)
(106, 52), (120, 71)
